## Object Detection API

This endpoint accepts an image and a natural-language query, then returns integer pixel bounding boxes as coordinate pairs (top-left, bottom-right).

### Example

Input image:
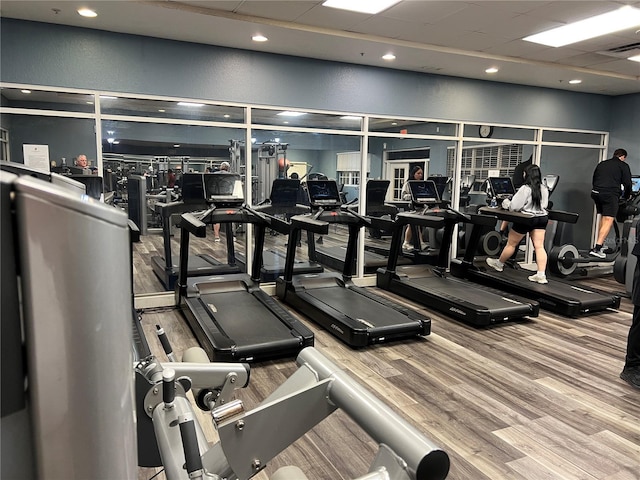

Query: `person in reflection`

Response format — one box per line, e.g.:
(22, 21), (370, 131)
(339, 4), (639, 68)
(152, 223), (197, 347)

(167, 169), (176, 188)
(622, 226), (640, 389)
(401, 165), (427, 251)
(499, 155), (532, 238)
(486, 163), (549, 284)
(589, 148), (631, 258)
(213, 161), (231, 242)
(75, 154), (88, 168)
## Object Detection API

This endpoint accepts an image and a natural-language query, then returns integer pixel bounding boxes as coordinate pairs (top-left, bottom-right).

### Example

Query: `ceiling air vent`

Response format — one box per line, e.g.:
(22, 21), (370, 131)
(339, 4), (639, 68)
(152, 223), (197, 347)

(598, 42), (640, 59)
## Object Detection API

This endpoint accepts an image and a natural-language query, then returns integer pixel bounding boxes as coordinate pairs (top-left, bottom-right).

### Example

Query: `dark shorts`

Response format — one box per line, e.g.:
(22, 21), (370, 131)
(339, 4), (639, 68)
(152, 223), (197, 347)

(591, 190), (619, 217)
(512, 215), (548, 234)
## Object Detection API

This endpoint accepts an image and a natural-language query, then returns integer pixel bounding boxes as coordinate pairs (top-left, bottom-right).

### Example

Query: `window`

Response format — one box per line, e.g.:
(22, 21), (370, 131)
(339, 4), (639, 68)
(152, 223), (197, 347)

(447, 144), (522, 181)
(338, 171), (360, 186)
(0, 128), (9, 161)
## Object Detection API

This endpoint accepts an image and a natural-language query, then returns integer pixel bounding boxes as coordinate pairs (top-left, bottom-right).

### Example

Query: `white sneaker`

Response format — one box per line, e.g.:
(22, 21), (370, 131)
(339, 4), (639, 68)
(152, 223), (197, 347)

(486, 258), (503, 272)
(214, 237), (221, 243)
(402, 242), (413, 251)
(589, 248), (605, 259)
(528, 273), (548, 284)
(421, 242), (429, 251)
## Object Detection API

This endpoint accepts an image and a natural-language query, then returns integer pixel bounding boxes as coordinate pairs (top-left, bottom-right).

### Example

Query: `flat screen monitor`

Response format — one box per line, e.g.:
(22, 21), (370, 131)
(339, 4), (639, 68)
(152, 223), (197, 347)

(70, 175), (103, 201)
(306, 180), (342, 208)
(366, 180), (390, 207)
(203, 173), (244, 205)
(631, 176), (640, 194)
(427, 176), (449, 199)
(181, 173), (206, 203)
(270, 179), (300, 207)
(408, 180), (439, 205)
(488, 177), (515, 197)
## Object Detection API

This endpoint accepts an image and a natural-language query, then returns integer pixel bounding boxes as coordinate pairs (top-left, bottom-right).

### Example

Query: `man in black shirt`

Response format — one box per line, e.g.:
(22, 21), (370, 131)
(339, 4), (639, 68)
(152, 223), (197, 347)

(590, 148), (631, 258)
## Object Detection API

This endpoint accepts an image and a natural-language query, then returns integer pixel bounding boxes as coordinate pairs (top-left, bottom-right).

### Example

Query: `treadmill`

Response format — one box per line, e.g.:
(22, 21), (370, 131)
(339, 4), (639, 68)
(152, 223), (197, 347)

(312, 179), (411, 273)
(377, 180), (539, 327)
(450, 177), (621, 317)
(151, 175), (240, 290)
(236, 178), (324, 281)
(176, 172), (314, 362)
(275, 179), (434, 347)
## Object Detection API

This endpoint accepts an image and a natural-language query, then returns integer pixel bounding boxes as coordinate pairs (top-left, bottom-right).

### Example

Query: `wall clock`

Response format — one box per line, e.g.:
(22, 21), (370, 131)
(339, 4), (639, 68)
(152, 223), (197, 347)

(479, 125), (494, 138)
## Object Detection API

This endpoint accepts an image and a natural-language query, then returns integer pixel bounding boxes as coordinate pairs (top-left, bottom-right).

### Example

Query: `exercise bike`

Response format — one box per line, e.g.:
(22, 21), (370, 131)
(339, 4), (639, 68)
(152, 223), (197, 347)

(548, 186), (640, 278)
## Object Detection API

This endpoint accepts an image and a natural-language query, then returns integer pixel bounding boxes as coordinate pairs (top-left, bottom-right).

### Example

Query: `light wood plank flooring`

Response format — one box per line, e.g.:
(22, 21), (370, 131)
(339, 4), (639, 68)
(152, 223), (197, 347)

(135, 228), (640, 480)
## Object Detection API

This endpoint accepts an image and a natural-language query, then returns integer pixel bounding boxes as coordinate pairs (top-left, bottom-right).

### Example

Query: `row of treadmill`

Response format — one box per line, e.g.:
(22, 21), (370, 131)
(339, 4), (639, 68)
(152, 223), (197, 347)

(165, 172), (620, 363)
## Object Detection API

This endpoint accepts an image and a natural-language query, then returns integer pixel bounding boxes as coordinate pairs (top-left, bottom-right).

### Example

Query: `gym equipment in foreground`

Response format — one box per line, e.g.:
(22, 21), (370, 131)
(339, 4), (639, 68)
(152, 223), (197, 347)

(136, 345), (450, 480)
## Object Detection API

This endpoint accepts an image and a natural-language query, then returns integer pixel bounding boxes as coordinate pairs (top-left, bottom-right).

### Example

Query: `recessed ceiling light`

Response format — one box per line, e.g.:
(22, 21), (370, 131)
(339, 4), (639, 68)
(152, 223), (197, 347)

(569, 79), (582, 84)
(252, 35), (268, 42)
(20, 89), (31, 94)
(283, 121), (289, 124)
(158, 109), (166, 112)
(86, 101), (93, 105)
(251, 138), (257, 144)
(629, 54), (640, 62)
(177, 102), (204, 107)
(99, 95), (117, 99)
(173, 144), (180, 148)
(112, 140), (120, 145)
(340, 116), (362, 120)
(322, 0), (401, 15)
(223, 114), (231, 118)
(523, 6), (640, 47)
(382, 53), (396, 61)
(277, 111), (306, 117)
(485, 67), (499, 74)
(391, 122), (398, 126)
(77, 8), (97, 18)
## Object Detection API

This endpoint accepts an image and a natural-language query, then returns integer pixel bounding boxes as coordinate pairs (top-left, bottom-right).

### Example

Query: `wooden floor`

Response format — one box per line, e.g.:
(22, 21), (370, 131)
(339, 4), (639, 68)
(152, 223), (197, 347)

(135, 228), (640, 480)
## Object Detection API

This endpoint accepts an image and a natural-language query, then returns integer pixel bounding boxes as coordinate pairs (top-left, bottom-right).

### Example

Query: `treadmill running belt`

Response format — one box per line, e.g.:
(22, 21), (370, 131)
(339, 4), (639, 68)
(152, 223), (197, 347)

(196, 291), (301, 345)
(305, 287), (421, 329)
(405, 276), (530, 314)
(171, 254), (220, 271)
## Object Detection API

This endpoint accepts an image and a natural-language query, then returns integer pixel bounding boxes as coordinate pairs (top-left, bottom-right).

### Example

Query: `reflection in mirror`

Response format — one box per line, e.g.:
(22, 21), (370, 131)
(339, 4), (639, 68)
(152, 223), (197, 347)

(250, 129), (361, 276)
(540, 145), (603, 250)
(251, 108), (361, 131)
(1, 113), (97, 168)
(0, 87), (96, 113)
(100, 96), (245, 123)
(369, 117), (457, 136)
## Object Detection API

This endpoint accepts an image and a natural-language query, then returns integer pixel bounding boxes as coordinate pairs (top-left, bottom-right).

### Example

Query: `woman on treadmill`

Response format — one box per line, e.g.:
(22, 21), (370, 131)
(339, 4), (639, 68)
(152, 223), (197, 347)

(485, 164), (550, 284)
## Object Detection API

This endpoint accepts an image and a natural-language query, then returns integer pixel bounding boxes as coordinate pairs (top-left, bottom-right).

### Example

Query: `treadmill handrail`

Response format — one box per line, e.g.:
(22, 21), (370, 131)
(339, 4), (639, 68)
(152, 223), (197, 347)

(395, 212), (444, 229)
(180, 212), (208, 238)
(290, 214), (330, 235)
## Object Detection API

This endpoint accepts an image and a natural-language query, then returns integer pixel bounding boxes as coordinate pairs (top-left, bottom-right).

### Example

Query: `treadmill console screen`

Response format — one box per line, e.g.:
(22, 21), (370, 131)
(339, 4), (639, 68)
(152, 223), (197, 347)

(181, 173), (206, 203)
(70, 175), (103, 201)
(632, 176), (640, 194)
(408, 180), (440, 205)
(488, 177), (515, 198)
(270, 179), (300, 207)
(306, 180), (342, 208)
(427, 176), (449, 199)
(366, 180), (390, 206)
(204, 173), (244, 205)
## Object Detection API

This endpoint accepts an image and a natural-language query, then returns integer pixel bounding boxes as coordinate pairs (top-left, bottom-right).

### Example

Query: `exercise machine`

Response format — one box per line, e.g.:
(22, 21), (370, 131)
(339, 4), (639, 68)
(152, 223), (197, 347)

(450, 177), (620, 317)
(377, 180), (539, 327)
(313, 179), (411, 274)
(177, 173), (315, 362)
(135, 341), (450, 480)
(1, 170), (450, 480)
(1, 171), (137, 479)
(276, 179), (434, 347)
(548, 175), (640, 278)
(151, 173), (241, 290)
(237, 178), (324, 281)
